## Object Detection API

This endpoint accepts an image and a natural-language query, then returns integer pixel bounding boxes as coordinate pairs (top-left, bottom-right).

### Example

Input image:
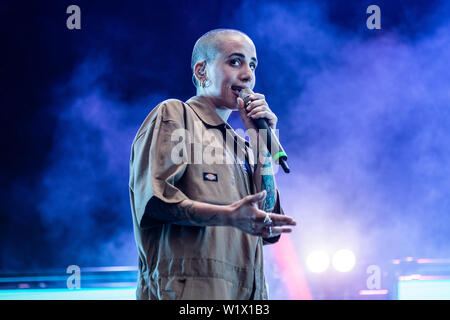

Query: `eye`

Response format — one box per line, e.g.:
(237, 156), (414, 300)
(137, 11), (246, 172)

(229, 58), (256, 71)
(230, 58), (241, 66)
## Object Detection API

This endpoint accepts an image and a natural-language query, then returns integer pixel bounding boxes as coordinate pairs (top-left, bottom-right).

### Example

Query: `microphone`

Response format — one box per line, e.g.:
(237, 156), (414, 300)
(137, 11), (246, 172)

(239, 88), (290, 174)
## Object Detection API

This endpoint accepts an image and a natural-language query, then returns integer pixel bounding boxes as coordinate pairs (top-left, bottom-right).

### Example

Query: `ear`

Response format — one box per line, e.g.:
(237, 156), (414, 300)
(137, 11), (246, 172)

(194, 61), (207, 82)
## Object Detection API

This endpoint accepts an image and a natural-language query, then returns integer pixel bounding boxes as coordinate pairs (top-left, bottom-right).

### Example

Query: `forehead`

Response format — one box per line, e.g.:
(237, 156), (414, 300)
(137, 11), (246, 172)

(215, 33), (257, 58)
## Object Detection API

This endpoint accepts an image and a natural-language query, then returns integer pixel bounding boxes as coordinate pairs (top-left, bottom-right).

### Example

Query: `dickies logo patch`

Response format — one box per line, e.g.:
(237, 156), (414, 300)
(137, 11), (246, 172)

(203, 172), (218, 182)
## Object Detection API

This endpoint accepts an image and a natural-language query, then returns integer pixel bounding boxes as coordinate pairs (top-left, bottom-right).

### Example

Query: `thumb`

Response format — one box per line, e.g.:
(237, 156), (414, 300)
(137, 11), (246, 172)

(237, 97), (245, 108)
(237, 97), (255, 130)
(247, 190), (266, 204)
(237, 97), (246, 114)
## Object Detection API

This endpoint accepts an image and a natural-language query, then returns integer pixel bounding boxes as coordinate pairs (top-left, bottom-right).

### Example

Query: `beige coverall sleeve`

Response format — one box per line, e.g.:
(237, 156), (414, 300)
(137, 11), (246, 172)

(129, 100), (189, 228)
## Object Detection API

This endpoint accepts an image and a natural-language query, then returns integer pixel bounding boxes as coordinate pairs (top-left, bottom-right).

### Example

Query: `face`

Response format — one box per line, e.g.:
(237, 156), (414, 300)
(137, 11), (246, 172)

(198, 34), (257, 110)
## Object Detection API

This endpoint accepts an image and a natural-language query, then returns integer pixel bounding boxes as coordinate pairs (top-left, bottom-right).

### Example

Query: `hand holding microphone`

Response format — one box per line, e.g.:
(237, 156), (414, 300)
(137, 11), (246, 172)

(237, 90), (278, 130)
(237, 88), (290, 173)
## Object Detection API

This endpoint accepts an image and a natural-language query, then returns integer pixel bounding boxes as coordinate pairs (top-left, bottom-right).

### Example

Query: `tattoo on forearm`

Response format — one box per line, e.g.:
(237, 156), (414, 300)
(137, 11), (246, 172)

(178, 201), (218, 225)
(261, 152), (276, 212)
(148, 197), (217, 226)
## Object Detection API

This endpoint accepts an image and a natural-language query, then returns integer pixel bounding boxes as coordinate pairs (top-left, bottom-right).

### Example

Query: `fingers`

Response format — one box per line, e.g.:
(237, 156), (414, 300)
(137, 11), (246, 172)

(245, 94), (277, 128)
(246, 99), (266, 113)
(246, 93), (265, 103)
(269, 214), (296, 227)
(248, 110), (277, 122)
(245, 93), (265, 107)
(257, 212), (296, 227)
(262, 226), (293, 238)
(247, 105), (270, 117)
(248, 210), (296, 237)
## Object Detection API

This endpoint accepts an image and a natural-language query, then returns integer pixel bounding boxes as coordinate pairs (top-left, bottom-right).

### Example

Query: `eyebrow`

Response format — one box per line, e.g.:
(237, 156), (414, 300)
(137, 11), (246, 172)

(227, 52), (258, 64)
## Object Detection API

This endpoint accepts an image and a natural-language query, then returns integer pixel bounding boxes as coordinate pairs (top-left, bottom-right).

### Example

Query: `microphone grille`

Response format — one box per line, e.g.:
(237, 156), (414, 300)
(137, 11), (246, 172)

(239, 88), (254, 105)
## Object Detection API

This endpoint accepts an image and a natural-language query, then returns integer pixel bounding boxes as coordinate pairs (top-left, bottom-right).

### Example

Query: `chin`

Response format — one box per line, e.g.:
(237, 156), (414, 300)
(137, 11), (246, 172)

(229, 103), (239, 111)
(227, 99), (239, 110)
(218, 95), (238, 110)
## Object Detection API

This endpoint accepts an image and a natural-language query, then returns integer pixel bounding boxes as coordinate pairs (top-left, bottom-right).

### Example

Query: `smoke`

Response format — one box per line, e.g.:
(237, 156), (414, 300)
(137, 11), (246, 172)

(227, 0), (450, 265)
(4, 0), (449, 300)
(56, 0), (448, 266)
(35, 56), (166, 268)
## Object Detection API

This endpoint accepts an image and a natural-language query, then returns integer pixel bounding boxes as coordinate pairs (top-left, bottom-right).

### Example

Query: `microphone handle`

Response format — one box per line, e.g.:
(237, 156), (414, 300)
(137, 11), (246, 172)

(253, 117), (290, 174)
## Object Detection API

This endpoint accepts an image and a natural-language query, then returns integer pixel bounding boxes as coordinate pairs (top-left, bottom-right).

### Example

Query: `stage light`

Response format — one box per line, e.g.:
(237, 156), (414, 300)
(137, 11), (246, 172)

(306, 250), (330, 273)
(331, 249), (356, 272)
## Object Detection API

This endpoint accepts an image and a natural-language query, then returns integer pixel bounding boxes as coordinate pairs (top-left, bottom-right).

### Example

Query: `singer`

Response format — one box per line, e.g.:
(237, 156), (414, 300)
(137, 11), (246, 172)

(129, 29), (296, 300)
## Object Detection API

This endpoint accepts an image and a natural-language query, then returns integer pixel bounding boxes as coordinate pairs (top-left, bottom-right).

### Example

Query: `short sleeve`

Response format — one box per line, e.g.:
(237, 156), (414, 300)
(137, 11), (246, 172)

(129, 100), (189, 228)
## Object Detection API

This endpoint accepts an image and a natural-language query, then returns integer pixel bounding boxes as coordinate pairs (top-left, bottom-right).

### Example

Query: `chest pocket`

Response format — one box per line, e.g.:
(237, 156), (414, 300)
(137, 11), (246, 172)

(176, 126), (251, 204)
(177, 148), (240, 205)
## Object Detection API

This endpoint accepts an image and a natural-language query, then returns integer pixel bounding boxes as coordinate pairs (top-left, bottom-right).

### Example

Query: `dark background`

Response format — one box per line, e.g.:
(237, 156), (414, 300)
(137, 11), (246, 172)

(1, 0), (449, 294)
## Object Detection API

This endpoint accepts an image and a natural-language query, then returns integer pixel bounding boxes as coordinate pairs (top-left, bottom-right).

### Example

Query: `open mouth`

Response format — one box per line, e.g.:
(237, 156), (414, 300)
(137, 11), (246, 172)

(231, 86), (244, 96)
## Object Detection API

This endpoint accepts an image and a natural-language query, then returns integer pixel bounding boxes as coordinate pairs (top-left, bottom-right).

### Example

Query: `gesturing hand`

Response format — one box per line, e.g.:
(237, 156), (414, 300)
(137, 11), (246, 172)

(227, 190), (296, 238)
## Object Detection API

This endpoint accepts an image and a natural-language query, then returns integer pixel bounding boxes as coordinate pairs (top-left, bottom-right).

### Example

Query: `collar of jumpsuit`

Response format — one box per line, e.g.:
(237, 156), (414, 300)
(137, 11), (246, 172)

(186, 95), (227, 127)
(129, 95), (281, 300)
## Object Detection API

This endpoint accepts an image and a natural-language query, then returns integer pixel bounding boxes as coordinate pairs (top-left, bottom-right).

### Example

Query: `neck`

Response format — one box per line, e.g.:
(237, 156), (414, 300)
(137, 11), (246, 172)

(215, 107), (233, 122)
(196, 92), (233, 122)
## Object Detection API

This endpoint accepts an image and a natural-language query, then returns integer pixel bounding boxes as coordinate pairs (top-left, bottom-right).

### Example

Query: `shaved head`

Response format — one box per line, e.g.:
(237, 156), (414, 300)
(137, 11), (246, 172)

(191, 29), (254, 88)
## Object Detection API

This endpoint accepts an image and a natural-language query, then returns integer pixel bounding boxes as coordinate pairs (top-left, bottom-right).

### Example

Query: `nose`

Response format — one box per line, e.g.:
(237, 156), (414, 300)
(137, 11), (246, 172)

(239, 64), (253, 84)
